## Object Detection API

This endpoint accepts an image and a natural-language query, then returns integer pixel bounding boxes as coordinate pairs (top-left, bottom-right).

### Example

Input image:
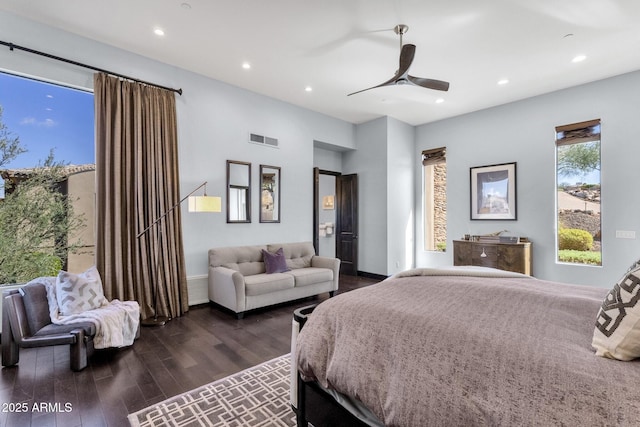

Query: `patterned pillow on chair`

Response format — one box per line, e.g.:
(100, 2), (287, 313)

(56, 266), (108, 316)
(592, 264), (640, 360)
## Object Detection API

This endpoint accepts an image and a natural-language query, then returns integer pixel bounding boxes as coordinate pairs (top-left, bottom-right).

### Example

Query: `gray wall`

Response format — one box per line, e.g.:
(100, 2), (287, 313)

(415, 70), (640, 287)
(343, 117), (388, 275)
(0, 11), (355, 279)
(3, 10), (639, 288)
(386, 117), (415, 275)
(313, 146), (343, 172)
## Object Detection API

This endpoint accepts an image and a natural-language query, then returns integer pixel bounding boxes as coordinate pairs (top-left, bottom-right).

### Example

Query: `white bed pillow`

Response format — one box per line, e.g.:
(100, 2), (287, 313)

(592, 265), (640, 360)
(56, 266), (108, 316)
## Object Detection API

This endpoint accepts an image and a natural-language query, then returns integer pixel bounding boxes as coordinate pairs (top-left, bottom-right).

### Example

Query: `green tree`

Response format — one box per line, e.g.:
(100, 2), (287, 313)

(557, 141), (600, 179)
(0, 107), (85, 284)
(0, 106), (26, 167)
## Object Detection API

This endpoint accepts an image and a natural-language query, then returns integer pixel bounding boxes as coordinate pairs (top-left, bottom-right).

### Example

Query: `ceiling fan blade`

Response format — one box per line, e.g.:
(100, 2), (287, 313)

(347, 78), (396, 96)
(348, 44), (414, 96)
(407, 75), (450, 91)
(398, 44), (416, 77)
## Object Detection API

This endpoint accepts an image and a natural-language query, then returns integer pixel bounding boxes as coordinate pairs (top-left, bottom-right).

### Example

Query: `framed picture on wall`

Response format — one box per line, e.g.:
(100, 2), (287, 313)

(470, 162), (517, 220)
(322, 195), (335, 210)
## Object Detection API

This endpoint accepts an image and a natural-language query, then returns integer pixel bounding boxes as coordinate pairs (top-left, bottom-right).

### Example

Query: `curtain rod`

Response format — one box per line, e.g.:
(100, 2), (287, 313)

(0, 40), (183, 95)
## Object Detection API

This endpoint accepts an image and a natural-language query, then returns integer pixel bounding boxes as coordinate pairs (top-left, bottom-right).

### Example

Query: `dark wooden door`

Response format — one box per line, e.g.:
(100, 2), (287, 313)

(336, 174), (358, 275)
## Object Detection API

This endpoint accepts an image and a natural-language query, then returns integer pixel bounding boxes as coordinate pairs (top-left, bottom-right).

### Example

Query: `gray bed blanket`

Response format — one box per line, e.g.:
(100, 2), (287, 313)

(296, 268), (640, 426)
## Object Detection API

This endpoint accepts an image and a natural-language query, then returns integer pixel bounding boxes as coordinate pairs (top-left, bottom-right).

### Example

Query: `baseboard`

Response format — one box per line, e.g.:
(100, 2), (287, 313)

(356, 271), (388, 281)
(187, 274), (209, 306)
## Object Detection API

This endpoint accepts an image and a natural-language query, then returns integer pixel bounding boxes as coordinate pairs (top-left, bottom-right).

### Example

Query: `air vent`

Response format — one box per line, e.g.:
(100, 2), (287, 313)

(265, 137), (278, 147)
(250, 133), (264, 144)
(249, 133), (279, 148)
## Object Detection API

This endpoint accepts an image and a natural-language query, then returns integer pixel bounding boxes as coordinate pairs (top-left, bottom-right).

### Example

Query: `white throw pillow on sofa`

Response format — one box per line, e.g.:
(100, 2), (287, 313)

(56, 266), (108, 316)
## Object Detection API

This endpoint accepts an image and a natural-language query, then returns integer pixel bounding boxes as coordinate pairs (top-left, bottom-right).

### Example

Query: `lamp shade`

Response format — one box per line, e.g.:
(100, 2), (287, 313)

(188, 195), (222, 213)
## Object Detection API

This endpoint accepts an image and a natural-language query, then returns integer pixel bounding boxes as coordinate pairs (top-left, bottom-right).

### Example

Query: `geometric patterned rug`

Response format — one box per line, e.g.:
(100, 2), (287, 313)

(128, 354), (296, 427)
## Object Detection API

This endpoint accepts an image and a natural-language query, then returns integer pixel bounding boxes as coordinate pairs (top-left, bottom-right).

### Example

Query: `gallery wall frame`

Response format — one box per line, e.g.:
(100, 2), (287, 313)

(322, 195), (334, 210)
(470, 162), (517, 220)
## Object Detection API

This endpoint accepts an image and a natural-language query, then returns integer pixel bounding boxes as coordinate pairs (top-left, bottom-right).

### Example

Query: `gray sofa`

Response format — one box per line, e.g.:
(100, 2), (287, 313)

(208, 242), (340, 318)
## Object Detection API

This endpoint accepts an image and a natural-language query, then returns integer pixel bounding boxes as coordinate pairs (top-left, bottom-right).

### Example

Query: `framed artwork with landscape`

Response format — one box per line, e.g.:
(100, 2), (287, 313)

(470, 162), (517, 220)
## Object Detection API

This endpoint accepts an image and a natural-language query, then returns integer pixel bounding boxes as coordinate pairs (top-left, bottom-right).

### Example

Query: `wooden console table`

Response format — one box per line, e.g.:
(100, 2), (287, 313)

(453, 239), (532, 276)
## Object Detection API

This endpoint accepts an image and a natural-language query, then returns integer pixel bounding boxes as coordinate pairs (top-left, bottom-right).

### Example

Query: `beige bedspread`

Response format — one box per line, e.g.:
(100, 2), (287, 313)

(296, 268), (640, 426)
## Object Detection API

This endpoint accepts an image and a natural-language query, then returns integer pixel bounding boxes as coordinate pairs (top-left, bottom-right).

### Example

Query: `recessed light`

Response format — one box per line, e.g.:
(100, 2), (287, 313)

(572, 54), (586, 63)
(435, 98), (444, 104)
(305, 86), (313, 92)
(497, 79), (509, 85)
(154, 28), (165, 36)
(242, 62), (251, 70)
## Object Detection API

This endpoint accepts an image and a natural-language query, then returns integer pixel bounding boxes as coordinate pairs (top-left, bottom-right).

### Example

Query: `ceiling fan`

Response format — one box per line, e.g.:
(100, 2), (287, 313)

(347, 24), (450, 96)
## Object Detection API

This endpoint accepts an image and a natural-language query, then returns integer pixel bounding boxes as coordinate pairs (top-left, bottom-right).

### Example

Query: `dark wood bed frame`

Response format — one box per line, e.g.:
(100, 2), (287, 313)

(293, 305), (375, 427)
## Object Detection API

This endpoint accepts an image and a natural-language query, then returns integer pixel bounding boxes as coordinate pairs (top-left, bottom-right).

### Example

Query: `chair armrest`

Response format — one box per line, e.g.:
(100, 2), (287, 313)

(16, 333), (76, 348)
(209, 266), (247, 313)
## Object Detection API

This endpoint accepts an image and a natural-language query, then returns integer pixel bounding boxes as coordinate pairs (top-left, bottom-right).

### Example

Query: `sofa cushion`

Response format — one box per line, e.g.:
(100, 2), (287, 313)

(268, 242), (314, 269)
(287, 267), (333, 287)
(210, 245), (267, 276)
(244, 273), (295, 296)
(262, 248), (291, 274)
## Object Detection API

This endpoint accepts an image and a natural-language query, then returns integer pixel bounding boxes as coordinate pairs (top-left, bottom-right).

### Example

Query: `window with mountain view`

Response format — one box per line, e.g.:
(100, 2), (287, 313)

(556, 119), (601, 266)
(0, 71), (94, 284)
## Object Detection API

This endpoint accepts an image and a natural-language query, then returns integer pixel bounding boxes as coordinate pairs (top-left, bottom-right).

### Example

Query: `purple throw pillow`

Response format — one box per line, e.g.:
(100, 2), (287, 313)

(262, 247), (290, 274)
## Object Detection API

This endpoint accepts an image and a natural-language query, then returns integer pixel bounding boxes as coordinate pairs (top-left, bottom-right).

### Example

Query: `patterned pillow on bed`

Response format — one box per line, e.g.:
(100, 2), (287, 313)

(592, 264), (640, 360)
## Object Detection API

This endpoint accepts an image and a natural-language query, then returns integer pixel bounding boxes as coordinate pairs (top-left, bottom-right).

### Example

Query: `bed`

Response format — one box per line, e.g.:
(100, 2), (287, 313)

(293, 266), (640, 427)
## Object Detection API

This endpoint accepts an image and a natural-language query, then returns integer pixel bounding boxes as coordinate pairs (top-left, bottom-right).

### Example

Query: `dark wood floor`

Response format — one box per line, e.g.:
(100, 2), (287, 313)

(0, 274), (379, 427)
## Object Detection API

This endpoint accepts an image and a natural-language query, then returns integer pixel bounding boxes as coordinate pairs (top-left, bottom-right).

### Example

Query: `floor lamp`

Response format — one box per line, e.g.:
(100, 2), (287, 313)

(137, 181), (221, 327)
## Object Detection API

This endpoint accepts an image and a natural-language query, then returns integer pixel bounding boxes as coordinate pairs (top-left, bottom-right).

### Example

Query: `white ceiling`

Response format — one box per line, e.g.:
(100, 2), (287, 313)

(2, 0), (640, 126)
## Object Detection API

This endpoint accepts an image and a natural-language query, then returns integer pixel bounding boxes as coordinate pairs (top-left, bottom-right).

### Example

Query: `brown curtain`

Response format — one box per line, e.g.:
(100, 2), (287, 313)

(94, 73), (188, 320)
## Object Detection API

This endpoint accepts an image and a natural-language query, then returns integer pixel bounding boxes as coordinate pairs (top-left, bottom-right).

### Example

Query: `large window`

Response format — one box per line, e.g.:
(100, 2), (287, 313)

(423, 147), (446, 252)
(0, 71), (94, 282)
(555, 119), (601, 266)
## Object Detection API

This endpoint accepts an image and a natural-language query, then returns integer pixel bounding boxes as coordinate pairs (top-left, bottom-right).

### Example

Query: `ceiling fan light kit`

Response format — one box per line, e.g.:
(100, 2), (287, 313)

(348, 24), (450, 96)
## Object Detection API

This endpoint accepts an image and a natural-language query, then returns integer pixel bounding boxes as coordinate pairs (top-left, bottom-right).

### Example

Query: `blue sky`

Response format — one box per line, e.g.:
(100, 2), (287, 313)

(0, 71), (94, 169)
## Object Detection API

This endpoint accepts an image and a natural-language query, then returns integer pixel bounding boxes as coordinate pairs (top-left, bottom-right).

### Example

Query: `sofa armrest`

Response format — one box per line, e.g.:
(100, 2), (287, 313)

(209, 266), (247, 313)
(311, 256), (341, 291)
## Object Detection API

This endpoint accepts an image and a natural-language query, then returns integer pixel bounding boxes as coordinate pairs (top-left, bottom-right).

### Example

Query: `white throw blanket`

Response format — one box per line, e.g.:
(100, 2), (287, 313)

(39, 277), (140, 349)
